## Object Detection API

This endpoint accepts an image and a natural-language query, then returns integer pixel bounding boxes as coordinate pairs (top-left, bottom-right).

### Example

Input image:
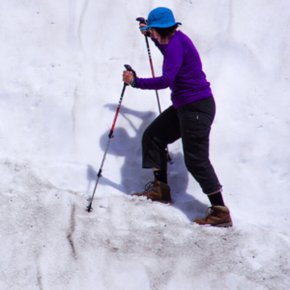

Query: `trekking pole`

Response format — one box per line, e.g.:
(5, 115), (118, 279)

(136, 17), (172, 163)
(86, 64), (133, 212)
(136, 17), (162, 114)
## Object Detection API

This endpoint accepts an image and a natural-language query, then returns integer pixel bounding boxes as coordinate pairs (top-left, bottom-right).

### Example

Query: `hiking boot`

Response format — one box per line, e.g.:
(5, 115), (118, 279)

(133, 181), (172, 203)
(194, 205), (233, 227)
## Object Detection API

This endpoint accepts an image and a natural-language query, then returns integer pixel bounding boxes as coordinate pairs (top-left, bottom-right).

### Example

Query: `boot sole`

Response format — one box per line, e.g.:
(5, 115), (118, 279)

(196, 222), (233, 228)
(132, 194), (172, 205)
(214, 222), (233, 228)
(156, 200), (172, 205)
(144, 197), (172, 205)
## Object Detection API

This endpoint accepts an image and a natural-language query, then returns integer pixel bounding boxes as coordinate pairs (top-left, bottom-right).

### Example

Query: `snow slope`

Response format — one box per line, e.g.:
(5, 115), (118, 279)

(0, 0), (290, 289)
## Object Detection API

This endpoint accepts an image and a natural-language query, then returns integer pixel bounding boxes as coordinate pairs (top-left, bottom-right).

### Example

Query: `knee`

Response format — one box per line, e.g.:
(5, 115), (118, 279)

(142, 129), (166, 150)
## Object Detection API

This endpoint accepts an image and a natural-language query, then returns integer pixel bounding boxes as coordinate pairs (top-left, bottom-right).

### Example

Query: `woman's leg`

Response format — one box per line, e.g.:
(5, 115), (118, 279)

(178, 97), (232, 226)
(178, 97), (222, 195)
(134, 106), (180, 202)
(142, 106), (180, 173)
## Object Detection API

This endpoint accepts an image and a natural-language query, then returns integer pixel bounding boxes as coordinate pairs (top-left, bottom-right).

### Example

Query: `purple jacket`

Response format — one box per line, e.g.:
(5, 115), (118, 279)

(134, 31), (212, 108)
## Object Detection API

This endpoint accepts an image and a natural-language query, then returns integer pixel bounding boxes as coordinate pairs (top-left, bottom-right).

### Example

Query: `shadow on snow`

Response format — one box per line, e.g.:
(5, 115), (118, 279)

(87, 104), (208, 220)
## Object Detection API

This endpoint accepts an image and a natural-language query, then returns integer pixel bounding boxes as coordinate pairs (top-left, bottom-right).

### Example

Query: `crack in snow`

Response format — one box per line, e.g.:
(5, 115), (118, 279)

(67, 203), (77, 259)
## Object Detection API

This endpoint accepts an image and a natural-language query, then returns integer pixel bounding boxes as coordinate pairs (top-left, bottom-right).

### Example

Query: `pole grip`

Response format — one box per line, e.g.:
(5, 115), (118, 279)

(124, 64), (133, 72)
(124, 64), (136, 78)
(136, 17), (146, 24)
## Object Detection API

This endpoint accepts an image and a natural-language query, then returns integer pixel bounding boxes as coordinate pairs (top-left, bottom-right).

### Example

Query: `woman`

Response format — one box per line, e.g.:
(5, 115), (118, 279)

(123, 7), (232, 227)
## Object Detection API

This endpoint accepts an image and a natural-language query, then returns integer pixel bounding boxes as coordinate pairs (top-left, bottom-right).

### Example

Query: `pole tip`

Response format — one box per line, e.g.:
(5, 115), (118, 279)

(87, 204), (93, 212)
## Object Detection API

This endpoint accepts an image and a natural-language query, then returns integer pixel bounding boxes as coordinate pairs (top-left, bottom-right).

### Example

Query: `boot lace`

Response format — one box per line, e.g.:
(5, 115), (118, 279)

(204, 207), (215, 220)
(143, 181), (156, 193)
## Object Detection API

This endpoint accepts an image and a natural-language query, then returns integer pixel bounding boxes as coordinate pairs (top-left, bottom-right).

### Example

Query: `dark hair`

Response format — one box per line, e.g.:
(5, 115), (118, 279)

(153, 24), (179, 39)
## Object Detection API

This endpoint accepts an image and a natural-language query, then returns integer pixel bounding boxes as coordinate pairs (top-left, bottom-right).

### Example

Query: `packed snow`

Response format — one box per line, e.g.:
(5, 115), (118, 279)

(0, 0), (290, 289)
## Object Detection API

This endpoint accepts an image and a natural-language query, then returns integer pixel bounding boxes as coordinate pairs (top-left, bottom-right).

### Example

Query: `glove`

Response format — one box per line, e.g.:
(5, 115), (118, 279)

(136, 17), (151, 37)
(123, 64), (137, 87)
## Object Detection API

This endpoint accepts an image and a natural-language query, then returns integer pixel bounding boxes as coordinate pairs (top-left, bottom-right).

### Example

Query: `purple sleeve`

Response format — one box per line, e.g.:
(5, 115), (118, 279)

(134, 38), (183, 91)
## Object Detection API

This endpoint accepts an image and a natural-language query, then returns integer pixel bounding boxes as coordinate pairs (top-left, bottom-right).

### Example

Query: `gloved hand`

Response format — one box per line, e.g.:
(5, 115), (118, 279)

(136, 17), (151, 37)
(123, 65), (137, 86)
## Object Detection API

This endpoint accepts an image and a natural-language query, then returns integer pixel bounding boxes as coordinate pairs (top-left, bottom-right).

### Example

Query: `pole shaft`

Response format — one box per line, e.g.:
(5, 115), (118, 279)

(144, 36), (172, 163)
(87, 83), (127, 212)
(145, 36), (162, 114)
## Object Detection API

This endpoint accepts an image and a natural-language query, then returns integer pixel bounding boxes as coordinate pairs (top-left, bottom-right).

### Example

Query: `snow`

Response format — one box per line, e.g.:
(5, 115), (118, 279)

(0, 0), (290, 289)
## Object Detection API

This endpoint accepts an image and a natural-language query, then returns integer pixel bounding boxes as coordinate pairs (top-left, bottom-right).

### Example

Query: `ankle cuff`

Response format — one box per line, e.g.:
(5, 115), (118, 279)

(207, 188), (223, 196)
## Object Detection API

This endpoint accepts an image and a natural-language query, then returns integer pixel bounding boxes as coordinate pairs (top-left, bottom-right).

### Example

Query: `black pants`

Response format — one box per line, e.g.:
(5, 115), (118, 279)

(142, 97), (222, 195)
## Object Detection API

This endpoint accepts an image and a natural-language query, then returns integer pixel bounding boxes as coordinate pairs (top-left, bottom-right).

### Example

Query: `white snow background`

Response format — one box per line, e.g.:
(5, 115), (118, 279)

(0, 0), (290, 289)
